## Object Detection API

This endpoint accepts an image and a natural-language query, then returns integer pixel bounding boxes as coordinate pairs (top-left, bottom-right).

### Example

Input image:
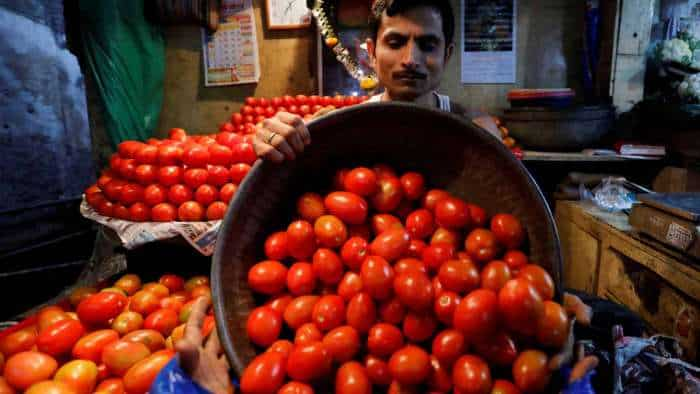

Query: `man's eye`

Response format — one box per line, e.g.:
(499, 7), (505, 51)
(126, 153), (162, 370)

(420, 42), (437, 52)
(386, 39), (404, 49)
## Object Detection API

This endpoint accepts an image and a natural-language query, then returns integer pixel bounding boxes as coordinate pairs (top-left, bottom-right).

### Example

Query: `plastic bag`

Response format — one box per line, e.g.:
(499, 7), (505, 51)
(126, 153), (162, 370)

(151, 357), (239, 394)
(79, 0), (165, 147)
(581, 177), (636, 211)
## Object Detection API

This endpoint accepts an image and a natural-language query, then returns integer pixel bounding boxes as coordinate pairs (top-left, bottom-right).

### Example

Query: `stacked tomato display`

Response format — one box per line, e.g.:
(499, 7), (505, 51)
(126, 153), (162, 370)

(85, 95), (365, 223)
(241, 165), (569, 394)
(0, 274), (213, 393)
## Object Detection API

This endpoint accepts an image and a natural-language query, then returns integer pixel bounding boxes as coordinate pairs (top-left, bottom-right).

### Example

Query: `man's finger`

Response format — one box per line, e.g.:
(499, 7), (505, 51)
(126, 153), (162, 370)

(183, 296), (210, 347)
(272, 137), (296, 160)
(254, 140), (284, 163)
(175, 339), (200, 374)
(205, 327), (222, 355)
(289, 132), (305, 154)
(569, 356), (599, 383)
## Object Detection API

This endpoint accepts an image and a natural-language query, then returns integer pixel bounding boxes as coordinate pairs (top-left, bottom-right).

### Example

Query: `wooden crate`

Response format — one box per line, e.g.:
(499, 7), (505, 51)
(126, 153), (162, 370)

(556, 201), (700, 360)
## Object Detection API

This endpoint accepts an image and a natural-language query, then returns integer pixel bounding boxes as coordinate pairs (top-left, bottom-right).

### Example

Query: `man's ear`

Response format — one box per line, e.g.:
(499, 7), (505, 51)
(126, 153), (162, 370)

(444, 42), (455, 63)
(366, 38), (377, 68)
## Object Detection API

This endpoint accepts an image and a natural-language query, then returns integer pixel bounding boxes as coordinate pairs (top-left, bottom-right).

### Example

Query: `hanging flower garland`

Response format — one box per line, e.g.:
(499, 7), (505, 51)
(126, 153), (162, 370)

(309, 0), (379, 92)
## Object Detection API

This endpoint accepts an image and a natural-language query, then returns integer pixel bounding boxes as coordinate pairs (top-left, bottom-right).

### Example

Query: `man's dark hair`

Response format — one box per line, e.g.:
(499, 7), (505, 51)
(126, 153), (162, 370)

(369, 0), (455, 48)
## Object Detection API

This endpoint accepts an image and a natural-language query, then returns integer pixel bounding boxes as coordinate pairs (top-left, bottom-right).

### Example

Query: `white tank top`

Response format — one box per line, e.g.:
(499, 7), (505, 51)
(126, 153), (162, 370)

(366, 91), (451, 112)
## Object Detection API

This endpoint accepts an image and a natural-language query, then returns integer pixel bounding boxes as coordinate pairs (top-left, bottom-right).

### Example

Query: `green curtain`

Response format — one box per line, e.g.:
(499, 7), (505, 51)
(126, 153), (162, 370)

(79, 0), (165, 146)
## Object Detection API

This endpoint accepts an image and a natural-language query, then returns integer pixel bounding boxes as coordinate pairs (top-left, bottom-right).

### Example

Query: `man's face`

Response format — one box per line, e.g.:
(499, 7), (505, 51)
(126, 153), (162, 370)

(368, 6), (453, 102)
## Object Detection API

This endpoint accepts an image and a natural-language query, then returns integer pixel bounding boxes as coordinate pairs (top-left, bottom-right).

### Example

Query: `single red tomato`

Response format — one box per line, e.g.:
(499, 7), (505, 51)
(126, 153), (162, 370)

(430, 227), (461, 249)
(112, 204), (129, 220)
(25, 381), (75, 394)
(345, 292), (376, 334)
(491, 214), (525, 249)
(112, 311), (144, 335)
(287, 220), (317, 261)
(297, 192), (325, 222)
(388, 345), (430, 385)
(183, 168), (208, 189)
(182, 145), (210, 168)
(36, 319), (84, 356)
(324, 192), (368, 225)
(378, 297), (406, 325)
(0, 328), (37, 357)
(230, 142), (257, 165)
(177, 201), (204, 221)
(205, 201), (227, 220)
(168, 128), (187, 141)
(465, 229), (500, 262)
(119, 183), (144, 205)
(312, 248), (344, 286)
(323, 326), (360, 363)
(402, 312), (437, 342)
(371, 176), (404, 213)
(474, 331), (518, 367)
(427, 356), (453, 393)
(167, 184), (192, 206)
(434, 196), (471, 230)
(393, 258), (426, 275)
(122, 351), (174, 394)
(360, 256), (395, 301)
(144, 309), (179, 336)
(314, 215), (348, 248)
(452, 355), (492, 394)
(248, 260), (288, 295)
(336, 361), (371, 394)
(229, 163), (250, 184)
(287, 262), (316, 296)
(343, 167), (378, 196)
(122, 330), (166, 353)
(367, 323), (404, 357)
(406, 239), (426, 258)
(503, 250), (528, 272)
(157, 145), (184, 166)
(129, 290), (163, 316)
(517, 264), (555, 301)
(405, 209), (434, 240)
(283, 296), (319, 330)
(219, 122), (235, 132)
(365, 355), (392, 386)
(481, 260), (512, 292)
(432, 329), (466, 367)
(286, 341), (331, 382)
(438, 259), (480, 293)
(337, 272), (363, 301)
(72, 330), (119, 362)
(264, 294), (292, 316)
(219, 183), (238, 203)
(312, 295), (346, 331)
(119, 141), (144, 159)
(422, 189), (451, 211)
(143, 184), (167, 207)
(246, 307), (282, 347)
(369, 228), (410, 262)
(468, 204), (487, 228)
(151, 203), (177, 222)
(159, 274), (184, 293)
(278, 381), (313, 394)
(158, 166), (182, 186)
(498, 279), (544, 336)
(399, 172), (425, 200)
(453, 289), (499, 340)
(129, 202), (150, 222)
(433, 290), (460, 325)
(421, 243), (455, 272)
(536, 301), (569, 348)
(134, 165), (157, 185)
(294, 323), (322, 346)
(371, 214), (403, 235)
(491, 379), (522, 394)
(207, 144), (232, 167)
(95, 378), (125, 394)
(77, 292), (127, 326)
(4, 351), (58, 390)
(512, 350), (550, 393)
(101, 340), (151, 376)
(207, 166), (229, 187)
(393, 271), (433, 312)
(340, 236), (368, 271)
(194, 184), (218, 206)
(266, 339), (294, 358)
(264, 231), (288, 261)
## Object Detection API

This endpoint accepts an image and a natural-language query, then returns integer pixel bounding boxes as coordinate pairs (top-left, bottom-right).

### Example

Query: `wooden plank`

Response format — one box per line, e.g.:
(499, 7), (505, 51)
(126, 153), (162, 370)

(616, 0), (654, 55)
(611, 54), (647, 113)
(523, 151), (661, 162)
(556, 207), (600, 292)
(598, 246), (699, 360)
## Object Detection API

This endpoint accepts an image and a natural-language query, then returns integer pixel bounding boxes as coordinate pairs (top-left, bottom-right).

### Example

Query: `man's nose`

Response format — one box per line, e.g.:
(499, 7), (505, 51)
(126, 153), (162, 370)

(401, 40), (421, 68)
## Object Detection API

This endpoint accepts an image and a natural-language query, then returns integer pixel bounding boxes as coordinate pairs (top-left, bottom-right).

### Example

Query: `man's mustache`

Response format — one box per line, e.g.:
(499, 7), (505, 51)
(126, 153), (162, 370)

(393, 70), (427, 79)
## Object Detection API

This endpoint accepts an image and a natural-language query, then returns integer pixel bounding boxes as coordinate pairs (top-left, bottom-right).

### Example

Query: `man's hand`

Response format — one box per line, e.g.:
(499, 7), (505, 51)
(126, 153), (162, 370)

(253, 112), (311, 163)
(175, 297), (233, 394)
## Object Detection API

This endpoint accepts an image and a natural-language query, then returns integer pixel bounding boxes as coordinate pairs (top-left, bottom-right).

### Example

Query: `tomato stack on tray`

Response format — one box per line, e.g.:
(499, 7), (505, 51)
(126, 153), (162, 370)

(84, 94), (366, 223)
(0, 273), (212, 393)
(240, 165), (569, 394)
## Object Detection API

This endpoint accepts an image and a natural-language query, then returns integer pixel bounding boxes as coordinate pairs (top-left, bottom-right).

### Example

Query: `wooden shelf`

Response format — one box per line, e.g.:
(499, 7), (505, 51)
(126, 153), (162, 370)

(523, 150), (664, 162)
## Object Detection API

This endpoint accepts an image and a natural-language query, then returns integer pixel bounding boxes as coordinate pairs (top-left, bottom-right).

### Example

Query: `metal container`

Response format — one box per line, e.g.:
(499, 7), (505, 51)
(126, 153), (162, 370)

(503, 105), (615, 151)
(211, 103), (563, 375)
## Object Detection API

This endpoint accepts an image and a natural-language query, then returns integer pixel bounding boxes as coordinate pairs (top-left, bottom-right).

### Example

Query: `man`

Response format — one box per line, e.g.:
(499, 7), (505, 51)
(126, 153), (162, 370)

(253, 0), (501, 162)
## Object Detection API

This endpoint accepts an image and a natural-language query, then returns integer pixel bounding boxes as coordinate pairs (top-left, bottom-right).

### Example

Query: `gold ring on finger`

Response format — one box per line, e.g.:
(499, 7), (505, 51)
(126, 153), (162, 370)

(266, 132), (279, 144)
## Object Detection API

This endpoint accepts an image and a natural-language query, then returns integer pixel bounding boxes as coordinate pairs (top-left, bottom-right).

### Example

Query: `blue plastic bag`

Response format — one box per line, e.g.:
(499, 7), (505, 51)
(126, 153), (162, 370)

(150, 357), (239, 394)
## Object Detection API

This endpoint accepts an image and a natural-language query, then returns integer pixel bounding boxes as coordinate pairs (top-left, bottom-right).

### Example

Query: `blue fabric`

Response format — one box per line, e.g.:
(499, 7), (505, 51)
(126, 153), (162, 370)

(150, 358), (211, 394)
(562, 367), (597, 394)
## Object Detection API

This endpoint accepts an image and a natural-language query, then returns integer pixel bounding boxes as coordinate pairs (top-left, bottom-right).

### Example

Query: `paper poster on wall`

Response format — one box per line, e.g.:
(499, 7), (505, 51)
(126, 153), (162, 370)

(461, 0), (517, 84)
(202, 0), (260, 86)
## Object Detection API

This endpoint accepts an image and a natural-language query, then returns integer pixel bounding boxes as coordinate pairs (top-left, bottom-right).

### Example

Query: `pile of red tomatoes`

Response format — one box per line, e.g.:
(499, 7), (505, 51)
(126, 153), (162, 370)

(241, 165), (569, 394)
(0, 273), (212, 393)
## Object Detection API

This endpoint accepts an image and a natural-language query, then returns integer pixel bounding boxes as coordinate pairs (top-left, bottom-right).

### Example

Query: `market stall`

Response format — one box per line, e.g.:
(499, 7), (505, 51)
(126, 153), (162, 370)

(2, 0), (700, 393)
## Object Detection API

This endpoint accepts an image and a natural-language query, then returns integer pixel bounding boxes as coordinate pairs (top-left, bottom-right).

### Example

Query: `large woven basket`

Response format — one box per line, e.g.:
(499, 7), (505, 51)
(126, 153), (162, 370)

(211, 102), (562, 375)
